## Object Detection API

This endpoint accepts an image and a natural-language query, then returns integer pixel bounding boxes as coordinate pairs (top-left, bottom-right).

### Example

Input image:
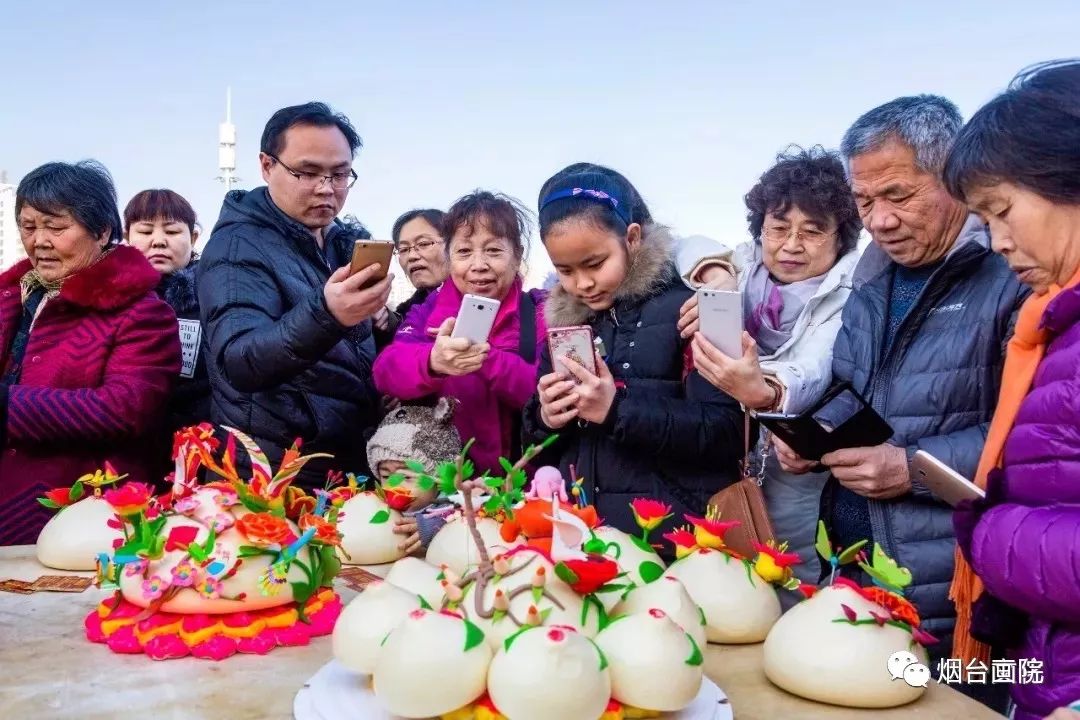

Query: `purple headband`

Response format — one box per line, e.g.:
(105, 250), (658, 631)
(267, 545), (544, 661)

(539, 187), (632, 226)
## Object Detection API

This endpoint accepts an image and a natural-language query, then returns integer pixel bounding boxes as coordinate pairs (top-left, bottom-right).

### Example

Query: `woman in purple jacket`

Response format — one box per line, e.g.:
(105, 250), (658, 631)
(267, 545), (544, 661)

(374, 191), (546, 474)
(944, 59), (1080, 720)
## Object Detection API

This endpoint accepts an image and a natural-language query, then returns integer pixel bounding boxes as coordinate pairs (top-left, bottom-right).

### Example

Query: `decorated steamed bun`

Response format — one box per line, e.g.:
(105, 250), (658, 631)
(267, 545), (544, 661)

(596, 608), (704, 712)
(373, 608), (492, 718)
(336, 491), (407, 565)
(664, 547), (781, 643)
(763, 583), (929, 708)
(425, 514), (512, 576)
(487, 625), (611, 720)
(614, 575), (706, 649)
(332, 580), (420, 675)
(36, 495), (123, 571)
(591, 524), (667, 586)
(384, 556), (444, 608)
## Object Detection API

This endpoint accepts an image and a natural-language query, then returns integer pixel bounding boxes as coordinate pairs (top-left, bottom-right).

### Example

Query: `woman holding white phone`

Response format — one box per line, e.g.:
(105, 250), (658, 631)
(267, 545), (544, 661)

(680, 147), (863, 588)
(373, 191), (547, 475)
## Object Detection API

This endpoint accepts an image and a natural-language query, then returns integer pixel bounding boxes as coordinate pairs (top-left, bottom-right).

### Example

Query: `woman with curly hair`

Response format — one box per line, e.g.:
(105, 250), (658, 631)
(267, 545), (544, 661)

(685, 146), (863, 590)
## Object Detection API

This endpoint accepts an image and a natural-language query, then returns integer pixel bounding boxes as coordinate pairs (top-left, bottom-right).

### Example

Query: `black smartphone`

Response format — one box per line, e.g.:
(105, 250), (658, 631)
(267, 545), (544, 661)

(757, 383), (893, 462)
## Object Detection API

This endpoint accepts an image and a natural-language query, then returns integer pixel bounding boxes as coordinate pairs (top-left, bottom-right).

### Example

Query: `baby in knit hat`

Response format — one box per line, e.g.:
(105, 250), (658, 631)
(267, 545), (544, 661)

(367, 397), (463, 555)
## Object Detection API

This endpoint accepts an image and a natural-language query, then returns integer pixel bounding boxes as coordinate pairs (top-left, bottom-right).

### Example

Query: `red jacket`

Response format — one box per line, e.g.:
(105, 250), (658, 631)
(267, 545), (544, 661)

(0, 245), (181, 545)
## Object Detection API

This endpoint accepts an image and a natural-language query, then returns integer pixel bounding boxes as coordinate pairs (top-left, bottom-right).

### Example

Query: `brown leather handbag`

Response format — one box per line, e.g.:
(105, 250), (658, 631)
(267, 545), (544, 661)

(707, 413), (775, 558)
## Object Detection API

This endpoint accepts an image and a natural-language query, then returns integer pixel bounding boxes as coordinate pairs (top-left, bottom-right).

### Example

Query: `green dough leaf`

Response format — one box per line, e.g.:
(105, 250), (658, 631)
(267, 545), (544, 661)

(418, 595), (432, 610)
(815, 520), (833, 562)
(685, 634), (704, 666)
(588, 638), (609, 670)
(540, 607), (553, 625)
(369, 509), (390, 524)
(698, 606), (707, 627)
(532, 586), (543, 604)
(485, 476), (504, 489)
(417, 476), (434, 492)
(837, 539), (869, 565)
(462, 618), (485, 652)
(554, 562), (579, 586)
(499, 458), (514, 474)
(386, 473), (405, 488)
(405, 460), (427, 474)
(540, 433), (560, 449)
(638, 560), (664, 584)
(503, 625), (532, 653)
(69, 481), (85, 503)
(37, 498), (60, 509)
(461, 460), (475, 480)
(629, 535), (655, 555)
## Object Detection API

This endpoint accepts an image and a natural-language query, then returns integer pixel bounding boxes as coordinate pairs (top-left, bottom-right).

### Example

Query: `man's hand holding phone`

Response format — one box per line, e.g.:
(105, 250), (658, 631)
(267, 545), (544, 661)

(324, 263), (393, 327)
(772, 434), (818, 475)
(428, 317), (489, 376)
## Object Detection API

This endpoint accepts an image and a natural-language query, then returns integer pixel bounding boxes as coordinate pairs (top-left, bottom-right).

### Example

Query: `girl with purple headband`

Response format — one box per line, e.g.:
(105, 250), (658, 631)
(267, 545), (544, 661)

(521, 162), (745, 546)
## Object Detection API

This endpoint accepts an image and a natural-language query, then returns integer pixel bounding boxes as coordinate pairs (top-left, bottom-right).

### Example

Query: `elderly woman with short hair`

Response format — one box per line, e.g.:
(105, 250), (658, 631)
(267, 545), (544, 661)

(945, 59), (1080, 720)
(0, 161), (180, 545)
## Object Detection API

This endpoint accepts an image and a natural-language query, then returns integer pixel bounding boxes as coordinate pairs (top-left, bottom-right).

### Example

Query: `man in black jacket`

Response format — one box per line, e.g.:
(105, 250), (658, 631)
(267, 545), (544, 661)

(198, 102), (392, 487)
(773, 96), (1028, 674)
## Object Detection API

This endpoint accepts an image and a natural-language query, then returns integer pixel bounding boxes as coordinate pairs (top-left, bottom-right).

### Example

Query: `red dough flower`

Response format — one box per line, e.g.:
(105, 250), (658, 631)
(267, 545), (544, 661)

(629, 498), (672, 533)
(103, 482), (155, 517)
(236, 512), (295, 546)
(383, 488), (413, 511)
(663, 528), (698, 559)
(165, 526), (200, 552)
(556, 555), (620, 595)
(40, 487), (76, 509)
(685, 512), (740, 550)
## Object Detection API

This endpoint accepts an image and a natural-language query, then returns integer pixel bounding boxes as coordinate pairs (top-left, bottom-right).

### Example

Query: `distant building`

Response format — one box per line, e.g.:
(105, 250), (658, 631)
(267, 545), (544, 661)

(0, 175), (23, 272)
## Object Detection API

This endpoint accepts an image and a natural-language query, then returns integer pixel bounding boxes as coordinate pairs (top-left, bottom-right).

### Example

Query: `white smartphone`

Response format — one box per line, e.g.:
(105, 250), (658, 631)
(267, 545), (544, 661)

(451, 294), (501, 345)
(911, 450), (986, 506)
(697, 288), (743, 358)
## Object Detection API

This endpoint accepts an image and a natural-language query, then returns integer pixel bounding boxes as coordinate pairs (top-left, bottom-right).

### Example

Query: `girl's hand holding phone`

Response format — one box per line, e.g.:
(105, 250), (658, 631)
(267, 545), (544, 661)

(428, 317), (489, 376)
(538, 371), (580, 429)
(558, 352), (616, 424)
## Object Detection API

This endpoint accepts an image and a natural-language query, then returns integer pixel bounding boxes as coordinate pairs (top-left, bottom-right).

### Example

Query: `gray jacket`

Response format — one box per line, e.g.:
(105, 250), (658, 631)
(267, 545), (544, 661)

(827, 215), (1028, 651)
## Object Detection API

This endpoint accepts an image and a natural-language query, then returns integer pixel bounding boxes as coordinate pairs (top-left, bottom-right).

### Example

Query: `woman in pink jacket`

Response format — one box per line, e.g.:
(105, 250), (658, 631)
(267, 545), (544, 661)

(374, 191), (546, 474)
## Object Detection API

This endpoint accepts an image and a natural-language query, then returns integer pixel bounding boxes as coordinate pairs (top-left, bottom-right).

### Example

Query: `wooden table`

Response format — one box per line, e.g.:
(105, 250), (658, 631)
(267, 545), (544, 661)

(0, 545), (1003, 719)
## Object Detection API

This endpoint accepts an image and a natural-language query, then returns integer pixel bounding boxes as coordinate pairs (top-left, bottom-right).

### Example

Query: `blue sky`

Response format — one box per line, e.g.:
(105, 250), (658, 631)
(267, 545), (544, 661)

(3, 1), (1078, 284)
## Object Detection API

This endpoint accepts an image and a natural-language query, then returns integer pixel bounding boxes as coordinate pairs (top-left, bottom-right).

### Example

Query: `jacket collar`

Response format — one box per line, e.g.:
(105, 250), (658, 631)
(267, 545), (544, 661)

(157, 260), (199, 314)
(545, 224), (677, 327)
(0, 244), (160, 311)
(852, 213), (988, 289)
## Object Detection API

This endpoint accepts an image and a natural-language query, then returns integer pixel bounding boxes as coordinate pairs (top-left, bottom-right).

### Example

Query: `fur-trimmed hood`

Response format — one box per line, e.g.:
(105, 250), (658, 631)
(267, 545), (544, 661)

(157, 260), (200, 316)
(545, 224), (678, 327)
(0, 244), (161, 312)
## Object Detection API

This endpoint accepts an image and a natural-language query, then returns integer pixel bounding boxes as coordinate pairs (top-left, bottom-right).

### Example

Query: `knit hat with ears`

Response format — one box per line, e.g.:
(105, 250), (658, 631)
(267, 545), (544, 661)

(367, 397), (463, 476)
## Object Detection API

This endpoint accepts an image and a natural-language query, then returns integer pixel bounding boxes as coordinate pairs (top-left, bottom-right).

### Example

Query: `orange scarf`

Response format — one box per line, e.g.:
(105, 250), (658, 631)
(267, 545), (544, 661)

(950, 266), (1080, 664)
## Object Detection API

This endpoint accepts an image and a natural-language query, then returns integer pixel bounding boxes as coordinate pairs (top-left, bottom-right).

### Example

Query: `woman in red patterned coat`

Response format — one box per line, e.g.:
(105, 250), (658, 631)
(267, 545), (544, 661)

(0, 161), (181, 545)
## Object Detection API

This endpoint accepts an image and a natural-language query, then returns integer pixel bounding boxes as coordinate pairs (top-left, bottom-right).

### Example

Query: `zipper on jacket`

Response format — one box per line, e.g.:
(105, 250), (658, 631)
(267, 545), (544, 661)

(609, 308), (620, 327)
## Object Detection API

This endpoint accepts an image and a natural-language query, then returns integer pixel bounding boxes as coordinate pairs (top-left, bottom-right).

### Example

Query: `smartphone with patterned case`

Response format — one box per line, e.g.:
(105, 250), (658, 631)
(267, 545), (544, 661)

(547, 325), (597, 381)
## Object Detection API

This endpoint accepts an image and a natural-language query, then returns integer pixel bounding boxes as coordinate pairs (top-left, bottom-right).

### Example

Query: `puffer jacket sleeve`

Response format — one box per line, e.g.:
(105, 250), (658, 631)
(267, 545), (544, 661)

(5, 297), (180, 443)
(909, 424), (989, 484)
(674, 234), (737, 289)
(607, 369), (744, 466)
(970, 502), (1080, 625)
(199, 230), (351, 393)
(372, 293), (445, 401)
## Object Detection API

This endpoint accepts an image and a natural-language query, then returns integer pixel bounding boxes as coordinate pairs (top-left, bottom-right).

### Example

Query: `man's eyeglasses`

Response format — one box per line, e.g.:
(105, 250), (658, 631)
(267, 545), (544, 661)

(269, 155), (358, 190)
(396, 238), (443, 256)
(761, 225), (835, 247)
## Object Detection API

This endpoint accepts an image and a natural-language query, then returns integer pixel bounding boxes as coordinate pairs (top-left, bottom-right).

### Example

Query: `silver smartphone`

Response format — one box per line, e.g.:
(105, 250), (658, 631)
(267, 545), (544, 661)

(451, 294), (501, 345)
(697, 288), (743, 358)
(911, 450), (986, 506)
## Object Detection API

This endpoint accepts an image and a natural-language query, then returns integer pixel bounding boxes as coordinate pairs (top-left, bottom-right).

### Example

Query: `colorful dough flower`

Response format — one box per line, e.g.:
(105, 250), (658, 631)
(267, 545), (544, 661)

(236, 512), (295, 547)
(103, 482), (155, 517)
(684, 510), (741, 551)
(629, 498), (673, 539)
(299, 513), (342, 546)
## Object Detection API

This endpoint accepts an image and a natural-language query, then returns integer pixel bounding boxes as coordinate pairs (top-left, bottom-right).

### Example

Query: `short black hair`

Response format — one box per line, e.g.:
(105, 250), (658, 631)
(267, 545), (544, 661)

(537, 162), (653, 242)
(391, 209), (446, 245)
(124, 189), (198, 234)
(442, 191), (531, 261)
(260, 102), (363, 158)
(16, 160), (123, 244)
(745, 146), (862, 256)
(944, 59), (1080, 205)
